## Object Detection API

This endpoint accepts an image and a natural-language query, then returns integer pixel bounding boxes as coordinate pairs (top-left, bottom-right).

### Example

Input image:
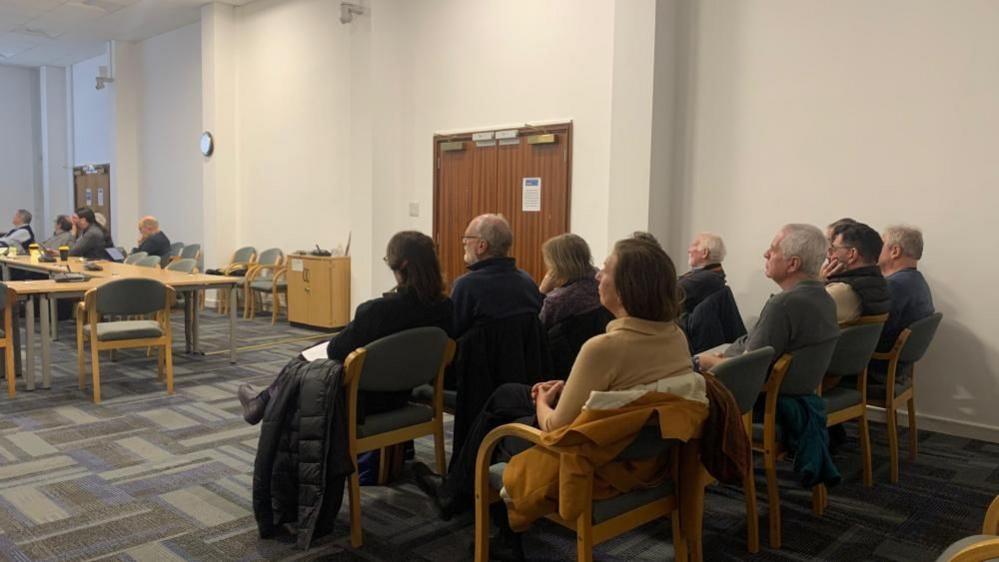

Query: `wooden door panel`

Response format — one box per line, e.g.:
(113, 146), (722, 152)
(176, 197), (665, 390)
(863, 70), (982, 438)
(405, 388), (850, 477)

(434, 123), (572, 286)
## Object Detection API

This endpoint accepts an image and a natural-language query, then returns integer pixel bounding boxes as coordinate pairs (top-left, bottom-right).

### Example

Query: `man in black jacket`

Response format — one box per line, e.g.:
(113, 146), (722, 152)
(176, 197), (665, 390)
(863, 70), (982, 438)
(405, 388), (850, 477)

(132, 216), (172, 260)
(451, 214), (543, 337)
(822, 222), (891, 324)
(679, 232), (728, 314)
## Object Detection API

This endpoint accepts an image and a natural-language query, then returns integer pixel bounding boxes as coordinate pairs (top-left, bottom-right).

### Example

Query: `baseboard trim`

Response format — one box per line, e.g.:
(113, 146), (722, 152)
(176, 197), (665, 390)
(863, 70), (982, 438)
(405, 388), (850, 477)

(866, 408), (999, 443)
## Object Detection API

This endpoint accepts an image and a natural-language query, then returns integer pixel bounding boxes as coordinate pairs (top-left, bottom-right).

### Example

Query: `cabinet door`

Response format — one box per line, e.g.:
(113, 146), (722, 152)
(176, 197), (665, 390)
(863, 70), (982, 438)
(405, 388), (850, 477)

(286, 257), (309, 324)
(308, 262), (334, 327)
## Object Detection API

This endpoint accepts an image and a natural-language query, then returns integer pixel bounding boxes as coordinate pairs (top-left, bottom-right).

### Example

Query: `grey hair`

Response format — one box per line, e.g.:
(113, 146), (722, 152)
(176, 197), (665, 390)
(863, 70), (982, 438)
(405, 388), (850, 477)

(696, 232), (726, 263)
(16, 209), (31, 224)
(883, 225), (924, 260)
(472, 213), (513, 257)
(779, 224), (827, 276)
(140, 216), (159, 229)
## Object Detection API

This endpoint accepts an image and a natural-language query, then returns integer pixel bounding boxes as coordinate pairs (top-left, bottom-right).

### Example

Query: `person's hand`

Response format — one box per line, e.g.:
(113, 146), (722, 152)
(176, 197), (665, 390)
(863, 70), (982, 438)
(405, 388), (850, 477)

(531, 380), (562, 402)
(536, 381), (564, 407)
(697, 352), (725, 372)
(820, 258), (845, 280)
(539, 271), (559, 295)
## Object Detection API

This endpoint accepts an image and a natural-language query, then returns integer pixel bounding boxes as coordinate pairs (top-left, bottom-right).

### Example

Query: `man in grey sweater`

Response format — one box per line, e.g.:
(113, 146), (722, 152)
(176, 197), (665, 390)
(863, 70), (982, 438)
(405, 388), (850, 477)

(697, 223), (839, 372)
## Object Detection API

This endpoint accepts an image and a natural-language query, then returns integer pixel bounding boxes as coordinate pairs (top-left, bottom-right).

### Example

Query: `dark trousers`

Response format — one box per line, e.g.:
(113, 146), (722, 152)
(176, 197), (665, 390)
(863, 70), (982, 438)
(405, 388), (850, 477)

(443, 383), (536, 501)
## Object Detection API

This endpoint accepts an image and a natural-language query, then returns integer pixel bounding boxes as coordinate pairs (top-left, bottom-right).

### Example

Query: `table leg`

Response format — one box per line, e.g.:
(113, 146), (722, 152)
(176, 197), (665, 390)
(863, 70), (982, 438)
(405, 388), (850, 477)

(192, 289), (201, 355)
(229, 285), (236, 364)
(51, 298), (58, 341)
(1, 264), (9, 281)
(40, 296), (51, 389)
(182, 292), (192, 354)
(25, 295), (35, 391)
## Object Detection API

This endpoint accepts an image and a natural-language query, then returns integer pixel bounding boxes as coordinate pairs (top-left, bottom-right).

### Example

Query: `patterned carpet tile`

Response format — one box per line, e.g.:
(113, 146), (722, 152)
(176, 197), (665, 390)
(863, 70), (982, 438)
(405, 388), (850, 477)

(0, 311), (995, 561)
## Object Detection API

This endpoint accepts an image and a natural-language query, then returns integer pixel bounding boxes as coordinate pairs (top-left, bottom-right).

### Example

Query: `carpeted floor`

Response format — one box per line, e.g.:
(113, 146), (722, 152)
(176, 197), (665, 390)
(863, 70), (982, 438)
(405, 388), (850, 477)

(0, 311), (994, 561)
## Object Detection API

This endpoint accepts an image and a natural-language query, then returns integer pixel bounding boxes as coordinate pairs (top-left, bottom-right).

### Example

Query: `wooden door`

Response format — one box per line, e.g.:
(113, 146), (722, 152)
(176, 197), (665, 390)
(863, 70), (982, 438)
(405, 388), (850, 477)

(73, 164), (112, 237)
(433, 123), (572, 286)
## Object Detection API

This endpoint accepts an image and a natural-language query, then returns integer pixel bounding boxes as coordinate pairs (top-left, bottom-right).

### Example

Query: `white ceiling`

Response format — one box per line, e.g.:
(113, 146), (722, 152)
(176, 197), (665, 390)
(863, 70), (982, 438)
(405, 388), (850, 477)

(0, 0), (254, 68)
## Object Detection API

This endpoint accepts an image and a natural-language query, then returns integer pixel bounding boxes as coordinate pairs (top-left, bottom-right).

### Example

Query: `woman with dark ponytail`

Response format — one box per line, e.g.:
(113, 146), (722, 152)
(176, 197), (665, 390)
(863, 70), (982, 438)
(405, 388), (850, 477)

(238, 231), (453, 424)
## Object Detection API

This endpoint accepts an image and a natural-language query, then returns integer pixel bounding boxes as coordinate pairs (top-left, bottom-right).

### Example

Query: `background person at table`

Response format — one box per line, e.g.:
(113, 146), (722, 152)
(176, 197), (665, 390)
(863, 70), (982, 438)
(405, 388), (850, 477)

(43, 215), (75, 250)
(69, 207), (111, 260)
(132, 216), (171, 259)
(0, 209), (36, 254)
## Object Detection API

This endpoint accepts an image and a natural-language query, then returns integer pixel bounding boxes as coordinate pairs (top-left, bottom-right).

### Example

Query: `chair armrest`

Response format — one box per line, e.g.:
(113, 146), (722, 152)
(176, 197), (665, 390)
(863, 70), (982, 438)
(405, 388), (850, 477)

(245, 263), (282, 283)
(948, 537), (999, 562)
(273, 266), (288, 285)
(222, 263), (249, 275)
(985, 495), (999, 534)
(870, 352), (893, 361)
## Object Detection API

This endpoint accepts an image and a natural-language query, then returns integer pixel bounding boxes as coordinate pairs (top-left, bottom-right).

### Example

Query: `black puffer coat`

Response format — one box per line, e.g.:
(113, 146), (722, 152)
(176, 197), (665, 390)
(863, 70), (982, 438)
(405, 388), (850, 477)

(252, 358), (352, 550)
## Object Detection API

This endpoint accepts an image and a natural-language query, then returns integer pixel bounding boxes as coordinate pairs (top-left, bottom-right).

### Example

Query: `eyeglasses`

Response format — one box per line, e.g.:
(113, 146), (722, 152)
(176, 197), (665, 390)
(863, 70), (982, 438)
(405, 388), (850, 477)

(829, 244), (855, 252)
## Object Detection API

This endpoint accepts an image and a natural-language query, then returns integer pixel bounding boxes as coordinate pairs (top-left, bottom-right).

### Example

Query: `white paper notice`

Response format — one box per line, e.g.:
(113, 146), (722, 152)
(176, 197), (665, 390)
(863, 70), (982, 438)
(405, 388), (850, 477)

(301, 341), (328, 362)
(522, 177), (541, 212)
(290, 258), (304, 272)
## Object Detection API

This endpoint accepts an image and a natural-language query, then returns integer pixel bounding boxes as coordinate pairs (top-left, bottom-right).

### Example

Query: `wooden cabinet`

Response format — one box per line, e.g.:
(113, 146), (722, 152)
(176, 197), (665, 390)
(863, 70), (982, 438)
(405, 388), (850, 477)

(287, 255), (350, 329)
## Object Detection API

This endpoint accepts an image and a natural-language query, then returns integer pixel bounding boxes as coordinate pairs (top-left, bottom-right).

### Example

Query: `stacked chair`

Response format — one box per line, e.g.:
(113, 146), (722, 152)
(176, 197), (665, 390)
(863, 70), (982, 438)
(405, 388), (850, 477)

(244, 248), (287, 324)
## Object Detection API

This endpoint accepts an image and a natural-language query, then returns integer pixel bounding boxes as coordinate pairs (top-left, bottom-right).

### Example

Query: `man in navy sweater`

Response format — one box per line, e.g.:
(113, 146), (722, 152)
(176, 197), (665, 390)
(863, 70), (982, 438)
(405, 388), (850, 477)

(450, 214), (543, 338)
(872, 225), (935, 384)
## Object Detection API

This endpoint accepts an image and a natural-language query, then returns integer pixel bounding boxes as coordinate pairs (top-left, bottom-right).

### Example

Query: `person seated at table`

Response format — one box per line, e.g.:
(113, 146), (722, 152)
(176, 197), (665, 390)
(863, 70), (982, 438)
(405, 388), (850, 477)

(679, 231), (728, 314)
(132, 216), (172, 259)
(237, 231), (454, 424)
(0, 209), (36, 254)
(696, 223), (839, 373)
(43, 215), (75, 250)
(69, 207), (111, 260)
(823, 221), (890, 324)
(412, 236), (703, 524)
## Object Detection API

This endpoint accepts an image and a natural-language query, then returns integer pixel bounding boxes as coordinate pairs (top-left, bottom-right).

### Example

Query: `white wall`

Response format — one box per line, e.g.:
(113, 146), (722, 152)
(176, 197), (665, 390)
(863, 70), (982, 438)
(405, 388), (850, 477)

(137, 23), (203, 247)
(673, 0), (999, 436)
(40, 66), (73, 232)
(0, 65), (42, 229)
(71, 52), (112, 166)
(234, 0), (353, 259)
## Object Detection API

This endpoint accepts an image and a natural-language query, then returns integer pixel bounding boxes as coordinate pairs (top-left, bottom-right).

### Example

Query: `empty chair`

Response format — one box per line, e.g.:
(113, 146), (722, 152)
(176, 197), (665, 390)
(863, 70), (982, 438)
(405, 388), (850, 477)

(343, 327), (456, 547)
(215, 246), (256, 315)
(867, 312), (943, 483)
(822, 320), (886, 489)
(179, 243), (201, 262)
(710, 346), (775, 554)
(76, 278), (175, 403)
(168, 241), (184, 259)
(135, 255), (162, 268)
(165, 258), (197, 273)
(751, 337), (839, 549)
(124, 251), (148, 265)
(244, 248), (286, 323)
(1, 284), (17, 397)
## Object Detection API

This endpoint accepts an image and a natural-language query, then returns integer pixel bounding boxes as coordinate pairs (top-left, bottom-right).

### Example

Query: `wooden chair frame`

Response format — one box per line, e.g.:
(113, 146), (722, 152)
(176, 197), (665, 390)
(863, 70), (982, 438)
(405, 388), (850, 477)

(244, 257), (288, 324)
(76, 286), (175, 403)
(2, 287), (17, 397)
(750, 354), (828, 550)
(217, 250), (257, 315)
(822, 313), (887, 491)
(867, 326), (917, 484)
(342, 338), (456, 548)
(944, 496), (999, 561)
(473, 423), (709, 562)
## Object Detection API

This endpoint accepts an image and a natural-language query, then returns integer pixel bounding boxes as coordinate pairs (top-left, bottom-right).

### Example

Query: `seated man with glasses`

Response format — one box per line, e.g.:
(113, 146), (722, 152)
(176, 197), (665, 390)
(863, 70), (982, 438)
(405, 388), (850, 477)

(823, 221), (891, 324)
(451, 214), (543, 338)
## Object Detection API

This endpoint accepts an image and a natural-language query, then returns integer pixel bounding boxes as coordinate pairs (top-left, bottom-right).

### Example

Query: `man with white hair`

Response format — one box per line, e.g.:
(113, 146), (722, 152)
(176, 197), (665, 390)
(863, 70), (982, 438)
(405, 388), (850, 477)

(680, 232), (728, 314)
(0, 209), (35, 253)
(451, 213), (543, 338)
(872, 225), (934, 383)
(696, 223), (839, 372)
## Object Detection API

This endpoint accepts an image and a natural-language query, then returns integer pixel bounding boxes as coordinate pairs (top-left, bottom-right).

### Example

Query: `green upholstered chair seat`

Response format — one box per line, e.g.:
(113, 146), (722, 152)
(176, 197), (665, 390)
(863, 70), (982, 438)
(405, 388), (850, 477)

(96, 320), (163, 341)
(488, 462), (675, 524)
(867, 381), (912, 402)
(934, 535), (998, 562)
(357, 403), (433, 438)
(250, 279), (288, 291)
(823, 387), (863, 413)
(752, 422), (784, 444)
(410, 384), (457, 411)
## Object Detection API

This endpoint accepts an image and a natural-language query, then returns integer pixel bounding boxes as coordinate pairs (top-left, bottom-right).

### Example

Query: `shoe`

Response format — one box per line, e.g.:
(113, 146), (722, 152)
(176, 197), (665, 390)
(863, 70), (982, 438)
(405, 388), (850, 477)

(412, 461), (458, 521)
(238, 384), (266, 425)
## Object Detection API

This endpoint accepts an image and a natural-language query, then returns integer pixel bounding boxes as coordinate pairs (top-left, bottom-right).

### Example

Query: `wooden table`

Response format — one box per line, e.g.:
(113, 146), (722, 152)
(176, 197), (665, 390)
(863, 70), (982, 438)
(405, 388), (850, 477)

(1, 255), (241, 392)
